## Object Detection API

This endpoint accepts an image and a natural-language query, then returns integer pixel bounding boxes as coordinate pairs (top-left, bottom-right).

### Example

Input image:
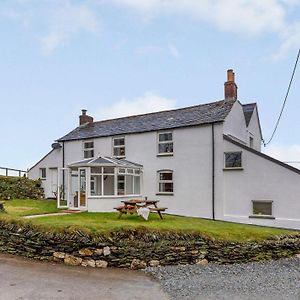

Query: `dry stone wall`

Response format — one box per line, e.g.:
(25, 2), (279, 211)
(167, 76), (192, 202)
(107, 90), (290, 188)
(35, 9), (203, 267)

(0, 220), (299, 269)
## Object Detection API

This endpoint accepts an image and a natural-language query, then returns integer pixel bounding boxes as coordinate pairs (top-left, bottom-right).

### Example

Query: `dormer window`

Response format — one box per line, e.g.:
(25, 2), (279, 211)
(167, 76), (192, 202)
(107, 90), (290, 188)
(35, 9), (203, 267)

(158, 132), (173, 155)
(113, 137), (125, 158)
(83, 140), (94, 159)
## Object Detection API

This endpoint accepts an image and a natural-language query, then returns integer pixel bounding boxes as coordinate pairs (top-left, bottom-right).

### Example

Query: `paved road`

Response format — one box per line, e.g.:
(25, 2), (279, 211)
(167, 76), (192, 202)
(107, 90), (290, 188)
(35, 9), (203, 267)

(0, 254), (168, 300)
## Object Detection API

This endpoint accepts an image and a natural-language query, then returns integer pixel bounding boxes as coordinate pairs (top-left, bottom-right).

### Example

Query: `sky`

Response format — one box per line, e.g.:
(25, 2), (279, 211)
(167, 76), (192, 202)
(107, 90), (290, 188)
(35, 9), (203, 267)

(0, 0), (300, 170)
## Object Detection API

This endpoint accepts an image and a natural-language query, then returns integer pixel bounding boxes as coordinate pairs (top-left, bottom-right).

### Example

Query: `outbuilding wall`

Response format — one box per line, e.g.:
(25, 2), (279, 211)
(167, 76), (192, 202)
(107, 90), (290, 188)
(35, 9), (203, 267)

(28, 149), (62, 198)
(222, 138), (300, 229)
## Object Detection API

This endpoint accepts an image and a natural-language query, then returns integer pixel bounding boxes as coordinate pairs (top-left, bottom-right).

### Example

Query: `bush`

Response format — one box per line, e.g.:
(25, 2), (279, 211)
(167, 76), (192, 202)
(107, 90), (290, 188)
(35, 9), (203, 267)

(0, 176), (44, 200)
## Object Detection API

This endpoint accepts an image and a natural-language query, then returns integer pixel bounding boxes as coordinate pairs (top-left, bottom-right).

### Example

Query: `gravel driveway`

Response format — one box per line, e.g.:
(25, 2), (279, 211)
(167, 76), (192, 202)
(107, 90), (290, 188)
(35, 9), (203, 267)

(145, 258), (300, 300)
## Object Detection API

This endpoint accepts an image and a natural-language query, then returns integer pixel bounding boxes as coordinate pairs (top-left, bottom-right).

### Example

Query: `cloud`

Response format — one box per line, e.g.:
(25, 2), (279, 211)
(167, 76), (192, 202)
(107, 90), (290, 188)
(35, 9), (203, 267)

(264, 144), (300, 168)
(2, 0), (300, 57)
(275, 21), (300, 59)
(40, 1), (100, 55)
(110, 0), (300, 57)
(111, 0), (286, 34)
(97, 92), (177, 119)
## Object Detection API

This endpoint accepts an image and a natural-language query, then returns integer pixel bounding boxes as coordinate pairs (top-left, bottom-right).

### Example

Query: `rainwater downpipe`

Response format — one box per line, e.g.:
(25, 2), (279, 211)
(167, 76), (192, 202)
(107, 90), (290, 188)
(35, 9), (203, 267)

(212, 123), (215, 220)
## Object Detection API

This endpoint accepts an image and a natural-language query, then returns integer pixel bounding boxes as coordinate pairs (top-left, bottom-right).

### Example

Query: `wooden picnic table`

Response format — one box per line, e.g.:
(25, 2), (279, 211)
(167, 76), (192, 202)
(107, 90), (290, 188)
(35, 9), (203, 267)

(114, 199), (167, 220)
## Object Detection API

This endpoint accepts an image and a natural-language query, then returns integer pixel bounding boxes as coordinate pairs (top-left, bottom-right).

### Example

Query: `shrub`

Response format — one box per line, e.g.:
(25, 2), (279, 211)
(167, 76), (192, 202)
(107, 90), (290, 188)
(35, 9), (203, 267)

(0, 176), (44, 200)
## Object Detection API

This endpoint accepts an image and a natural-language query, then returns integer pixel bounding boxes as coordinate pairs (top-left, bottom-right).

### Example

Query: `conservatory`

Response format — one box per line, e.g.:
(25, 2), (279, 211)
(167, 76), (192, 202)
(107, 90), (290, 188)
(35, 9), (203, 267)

(57, 157), (143, 211)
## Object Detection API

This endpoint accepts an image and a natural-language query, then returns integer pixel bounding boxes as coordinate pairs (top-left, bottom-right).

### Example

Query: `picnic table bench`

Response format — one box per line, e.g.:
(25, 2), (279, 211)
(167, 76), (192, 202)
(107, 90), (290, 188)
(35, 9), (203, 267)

(114, 199), (167, 220)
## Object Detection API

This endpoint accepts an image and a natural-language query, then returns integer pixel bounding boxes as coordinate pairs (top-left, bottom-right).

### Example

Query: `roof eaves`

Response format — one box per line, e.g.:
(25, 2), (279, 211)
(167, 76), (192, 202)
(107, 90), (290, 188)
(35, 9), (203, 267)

(28, 149), (55, 171)
(223, 134), (300, 175)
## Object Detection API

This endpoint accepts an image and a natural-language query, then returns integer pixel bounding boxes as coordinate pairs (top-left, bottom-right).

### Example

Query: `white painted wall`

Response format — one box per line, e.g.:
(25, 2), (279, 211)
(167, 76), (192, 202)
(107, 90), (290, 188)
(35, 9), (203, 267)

(246, 106), (262, 151)
(222, 138), (300, 229)
(62, 125), (217, 218)
(223, 101), (247, 143)
(28, 101), (300, 229)
(28, 148), (62, 198)
(88, 196), (142, 212)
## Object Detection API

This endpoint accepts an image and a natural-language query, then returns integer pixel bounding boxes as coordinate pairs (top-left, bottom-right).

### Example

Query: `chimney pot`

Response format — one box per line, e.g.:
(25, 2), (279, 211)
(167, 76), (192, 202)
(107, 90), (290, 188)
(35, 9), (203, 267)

(224, 69), (238, 100)
(79, 110), (93, 126)
(227, 69), (235, 82)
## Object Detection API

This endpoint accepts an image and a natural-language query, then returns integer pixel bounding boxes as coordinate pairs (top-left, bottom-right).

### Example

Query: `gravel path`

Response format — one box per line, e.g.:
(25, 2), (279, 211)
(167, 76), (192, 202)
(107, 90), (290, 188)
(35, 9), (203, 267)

(145, 258), (300, 300)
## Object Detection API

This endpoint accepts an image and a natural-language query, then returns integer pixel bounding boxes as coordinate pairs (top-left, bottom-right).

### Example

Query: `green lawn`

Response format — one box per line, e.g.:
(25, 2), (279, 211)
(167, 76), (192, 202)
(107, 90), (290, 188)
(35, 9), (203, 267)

(0, 199), (297, 242)
(1, 199), (60, 217)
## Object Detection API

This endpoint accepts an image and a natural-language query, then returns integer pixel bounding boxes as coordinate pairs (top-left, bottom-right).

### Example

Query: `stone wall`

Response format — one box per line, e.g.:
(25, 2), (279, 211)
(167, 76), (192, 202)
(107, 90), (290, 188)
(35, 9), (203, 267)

(0, 219), (299, 269)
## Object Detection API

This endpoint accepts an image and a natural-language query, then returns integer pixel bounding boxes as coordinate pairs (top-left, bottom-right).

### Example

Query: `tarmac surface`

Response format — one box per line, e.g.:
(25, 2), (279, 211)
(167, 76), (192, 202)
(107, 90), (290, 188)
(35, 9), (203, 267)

(0, 253), (168, 300)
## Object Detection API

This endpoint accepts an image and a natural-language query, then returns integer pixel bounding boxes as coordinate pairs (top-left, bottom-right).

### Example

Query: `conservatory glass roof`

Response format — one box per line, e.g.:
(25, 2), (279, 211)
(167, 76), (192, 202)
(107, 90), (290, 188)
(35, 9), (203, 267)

(68, 156), (143, 169)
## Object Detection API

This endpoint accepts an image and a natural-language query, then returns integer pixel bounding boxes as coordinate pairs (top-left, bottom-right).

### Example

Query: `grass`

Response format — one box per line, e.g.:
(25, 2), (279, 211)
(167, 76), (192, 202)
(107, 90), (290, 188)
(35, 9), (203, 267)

(1, 199), (60, 217)
(0, 199), (298, 242)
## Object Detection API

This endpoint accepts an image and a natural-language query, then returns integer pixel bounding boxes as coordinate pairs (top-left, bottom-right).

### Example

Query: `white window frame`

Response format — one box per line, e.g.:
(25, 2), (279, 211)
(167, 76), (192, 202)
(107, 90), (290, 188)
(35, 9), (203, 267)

(251, 200), (274, 218)
(224, 151), (243, 169)
(112, 136), (125, 158)
(157, 132), (173, 156)
(157, 170), (174, 195)
(83, 140), (94, 159)
(40, 168), (47, 180)
(89, 167), (141, 198)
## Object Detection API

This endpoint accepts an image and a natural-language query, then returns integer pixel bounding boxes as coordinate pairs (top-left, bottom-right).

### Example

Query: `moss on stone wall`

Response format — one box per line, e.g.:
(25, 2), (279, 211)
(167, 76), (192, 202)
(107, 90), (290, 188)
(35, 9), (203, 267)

(0, 219), (299, 268)
(0, 176), (44, 200)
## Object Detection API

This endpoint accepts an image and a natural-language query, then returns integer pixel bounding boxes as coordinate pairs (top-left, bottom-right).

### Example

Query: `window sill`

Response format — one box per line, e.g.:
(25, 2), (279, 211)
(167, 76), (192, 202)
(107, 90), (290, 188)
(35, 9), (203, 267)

(113, 156), (126, 159)
(157, 153), (173, 157)
(223, 167), (244, 171)
(156, 193), (174, 196)
(89, 194), (142, 199)
(249, 215), (275, 220)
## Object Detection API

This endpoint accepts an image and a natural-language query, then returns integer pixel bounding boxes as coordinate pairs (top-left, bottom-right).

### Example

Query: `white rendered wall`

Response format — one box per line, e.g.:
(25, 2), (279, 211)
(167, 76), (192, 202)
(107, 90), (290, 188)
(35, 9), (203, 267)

(88, 196), (142, 212)
(222, 139), (300, 229)
(223, 101), (247, 144)
(28, 148), (62, 198)
(246, 106), (262, 151)
(62, 125), (216, 217)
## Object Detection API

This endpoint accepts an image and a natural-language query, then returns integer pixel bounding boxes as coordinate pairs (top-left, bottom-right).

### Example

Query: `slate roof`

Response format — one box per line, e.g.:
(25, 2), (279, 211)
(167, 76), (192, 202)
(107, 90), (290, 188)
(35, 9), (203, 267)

(58, 99), (236, 142)
(68, 157), (143, 168)
(242, 103), (256, 126)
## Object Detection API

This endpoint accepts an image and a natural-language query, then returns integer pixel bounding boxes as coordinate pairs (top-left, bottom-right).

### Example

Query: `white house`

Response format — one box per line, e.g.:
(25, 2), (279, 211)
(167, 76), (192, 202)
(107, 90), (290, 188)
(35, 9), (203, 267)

(28, 70), (300, 230)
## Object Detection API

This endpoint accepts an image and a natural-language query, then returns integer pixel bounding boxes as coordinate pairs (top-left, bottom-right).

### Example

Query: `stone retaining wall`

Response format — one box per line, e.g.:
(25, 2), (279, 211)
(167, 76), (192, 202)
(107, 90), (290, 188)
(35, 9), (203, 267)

(0, 220), (299, 269)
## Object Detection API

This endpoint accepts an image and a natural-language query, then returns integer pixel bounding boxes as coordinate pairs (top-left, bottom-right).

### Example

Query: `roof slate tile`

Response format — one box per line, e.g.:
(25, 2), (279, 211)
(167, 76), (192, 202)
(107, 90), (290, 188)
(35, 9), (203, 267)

(58, 99), (236, 142)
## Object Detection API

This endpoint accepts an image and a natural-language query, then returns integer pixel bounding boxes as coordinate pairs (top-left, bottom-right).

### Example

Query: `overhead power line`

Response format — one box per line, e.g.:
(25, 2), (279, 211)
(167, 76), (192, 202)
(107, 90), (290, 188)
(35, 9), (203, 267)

(263, 48), (300, 147)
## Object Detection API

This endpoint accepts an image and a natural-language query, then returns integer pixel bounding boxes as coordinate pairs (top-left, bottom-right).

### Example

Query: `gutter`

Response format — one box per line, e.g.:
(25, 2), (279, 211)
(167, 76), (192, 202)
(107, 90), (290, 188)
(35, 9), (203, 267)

(212, 123), (215, 220)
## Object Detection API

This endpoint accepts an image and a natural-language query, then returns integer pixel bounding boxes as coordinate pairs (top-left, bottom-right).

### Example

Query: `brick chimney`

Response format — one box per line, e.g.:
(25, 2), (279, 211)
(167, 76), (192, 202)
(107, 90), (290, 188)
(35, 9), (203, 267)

(224, 69), (238, 100)
(79, 109), (93, 126)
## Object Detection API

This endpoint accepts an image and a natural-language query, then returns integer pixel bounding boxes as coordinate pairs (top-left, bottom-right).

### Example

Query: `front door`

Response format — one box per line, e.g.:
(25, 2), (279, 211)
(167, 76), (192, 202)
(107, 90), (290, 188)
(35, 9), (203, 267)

(50, 168), (58, 198)
(78, 168), (87, 210)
